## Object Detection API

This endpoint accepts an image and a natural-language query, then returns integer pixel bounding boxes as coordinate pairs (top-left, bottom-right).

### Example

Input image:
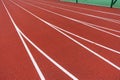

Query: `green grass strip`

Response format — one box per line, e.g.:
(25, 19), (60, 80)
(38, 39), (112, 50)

(62, 0), (120, 8)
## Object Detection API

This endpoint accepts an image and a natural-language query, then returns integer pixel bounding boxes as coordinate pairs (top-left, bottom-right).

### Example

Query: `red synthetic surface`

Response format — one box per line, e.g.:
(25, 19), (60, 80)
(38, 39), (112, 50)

(0, 0), (120, 80)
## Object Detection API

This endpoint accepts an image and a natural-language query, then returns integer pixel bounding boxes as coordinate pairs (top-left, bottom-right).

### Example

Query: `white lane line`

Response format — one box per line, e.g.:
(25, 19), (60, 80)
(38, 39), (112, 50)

(1, 0), (45, 80)
(53, 26), (120, 55)
(27, 0), (120, 33)
(39, 0), (120, 17)
(34, 1), (120, 33)
(18, 1), (120, 38)
(10, 0), (120, 71)
(6, 1), (79, 80)
(21, 0), (120, 56)
(18, 27), (79, 80)
(28, 0), (120, 26)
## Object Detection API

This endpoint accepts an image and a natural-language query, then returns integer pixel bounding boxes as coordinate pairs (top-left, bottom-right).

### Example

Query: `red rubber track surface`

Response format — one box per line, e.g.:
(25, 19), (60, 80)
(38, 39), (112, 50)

(0, 0), (120, 80)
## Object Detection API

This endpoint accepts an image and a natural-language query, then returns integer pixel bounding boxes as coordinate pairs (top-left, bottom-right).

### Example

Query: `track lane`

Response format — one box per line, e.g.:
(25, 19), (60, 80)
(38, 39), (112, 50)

(23, 38), (73, 80)
(4, 0), (80, 79)
(10, 0), (120, 67)
(68, 34), (120, 66)
(14, 0), (120, 52)
(22, 0), (120, 36)
(19, 0), (120, 37)
(2, 0), (120, 80)
(0, 0), (41, 80)
(21, 0), (120, 33)
(30, 0), (120, 22)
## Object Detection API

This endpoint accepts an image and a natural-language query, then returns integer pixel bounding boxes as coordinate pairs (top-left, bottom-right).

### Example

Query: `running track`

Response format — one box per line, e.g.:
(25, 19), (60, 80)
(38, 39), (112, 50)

(0, 0), (120, 80)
